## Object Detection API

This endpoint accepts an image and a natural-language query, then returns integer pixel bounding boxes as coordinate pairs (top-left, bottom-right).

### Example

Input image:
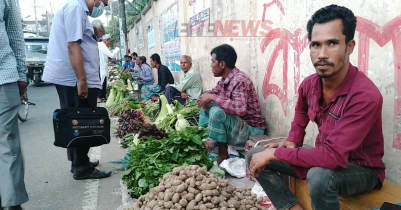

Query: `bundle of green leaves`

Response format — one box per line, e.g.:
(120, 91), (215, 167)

(142, 102), (160, 121)
(122, 127), (214, 198)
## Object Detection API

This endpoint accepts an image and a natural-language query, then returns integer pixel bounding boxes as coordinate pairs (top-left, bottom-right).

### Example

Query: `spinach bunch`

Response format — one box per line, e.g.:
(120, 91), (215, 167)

(122, 127), (214, 198)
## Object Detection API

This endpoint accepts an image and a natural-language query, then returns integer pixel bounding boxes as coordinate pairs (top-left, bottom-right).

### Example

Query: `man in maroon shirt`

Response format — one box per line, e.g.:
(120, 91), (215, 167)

(198, 44), (266, 163)
(247, 5), (385, 210)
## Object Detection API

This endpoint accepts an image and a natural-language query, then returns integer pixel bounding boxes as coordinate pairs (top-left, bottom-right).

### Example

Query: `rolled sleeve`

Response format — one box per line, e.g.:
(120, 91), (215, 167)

(5, 0), (27, 81)
(64, 5), (86, 42)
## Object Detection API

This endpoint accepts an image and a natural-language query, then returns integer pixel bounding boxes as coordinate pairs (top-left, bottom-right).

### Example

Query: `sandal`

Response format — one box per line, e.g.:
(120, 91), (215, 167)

(73, 169), (111, 180)
(70, 160), (100, 173)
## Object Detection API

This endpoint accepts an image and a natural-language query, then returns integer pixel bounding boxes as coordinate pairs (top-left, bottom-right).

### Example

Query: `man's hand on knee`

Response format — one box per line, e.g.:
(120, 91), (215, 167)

(264, 141), (298, 149)
(249, 148), (279, 178)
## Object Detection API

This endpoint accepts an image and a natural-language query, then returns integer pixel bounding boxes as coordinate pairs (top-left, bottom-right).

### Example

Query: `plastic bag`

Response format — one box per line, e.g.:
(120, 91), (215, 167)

(251, 181), (277, 210)
(219, 158), (246, 178)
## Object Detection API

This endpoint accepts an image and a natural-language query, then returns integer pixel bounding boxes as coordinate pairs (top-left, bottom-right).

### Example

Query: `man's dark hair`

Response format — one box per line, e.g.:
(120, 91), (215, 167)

(210, 44), (237, 69)
(132, 52), (138, 57)
(150, 53), (162, 64)
(124, 55), (132, 60)
(307, 4), (357, 43)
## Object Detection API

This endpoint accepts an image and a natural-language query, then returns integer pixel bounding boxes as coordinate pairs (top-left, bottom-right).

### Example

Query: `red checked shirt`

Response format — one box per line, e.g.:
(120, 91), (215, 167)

(275, 64), (385, 185)
(208, 67), (266, 130)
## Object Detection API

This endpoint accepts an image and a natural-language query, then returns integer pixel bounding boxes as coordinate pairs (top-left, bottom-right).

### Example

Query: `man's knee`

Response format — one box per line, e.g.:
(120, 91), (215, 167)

(246, 147), (266, 168)
(209, 106), (226, 121)
(306, 167), (338, 197)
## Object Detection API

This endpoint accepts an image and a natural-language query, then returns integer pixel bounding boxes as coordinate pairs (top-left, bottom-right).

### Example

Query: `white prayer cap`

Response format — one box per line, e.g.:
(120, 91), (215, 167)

(102, 34), (111, 40)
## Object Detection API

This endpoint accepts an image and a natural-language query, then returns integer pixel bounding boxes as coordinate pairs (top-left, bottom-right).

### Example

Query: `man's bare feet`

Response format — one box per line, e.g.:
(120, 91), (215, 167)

(217, 142), (229, 164)
(290, 204), (304, 210)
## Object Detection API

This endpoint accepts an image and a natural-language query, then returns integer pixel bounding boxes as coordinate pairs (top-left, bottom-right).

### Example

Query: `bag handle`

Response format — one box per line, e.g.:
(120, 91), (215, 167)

(72, 94), (96, 110)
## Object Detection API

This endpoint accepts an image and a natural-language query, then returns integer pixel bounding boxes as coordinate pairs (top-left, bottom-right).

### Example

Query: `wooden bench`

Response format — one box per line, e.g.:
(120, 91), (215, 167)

(291, 177), (401, 210)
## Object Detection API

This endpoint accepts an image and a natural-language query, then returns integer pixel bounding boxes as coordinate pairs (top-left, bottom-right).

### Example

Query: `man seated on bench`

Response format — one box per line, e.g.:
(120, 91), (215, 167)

(164, 55), (203, 105)
(247, 5), (385, 210)
(198, 44), (266, 164)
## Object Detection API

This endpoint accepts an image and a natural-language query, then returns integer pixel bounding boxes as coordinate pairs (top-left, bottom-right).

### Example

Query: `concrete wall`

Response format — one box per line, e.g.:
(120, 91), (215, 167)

(127, 0), (401, 184)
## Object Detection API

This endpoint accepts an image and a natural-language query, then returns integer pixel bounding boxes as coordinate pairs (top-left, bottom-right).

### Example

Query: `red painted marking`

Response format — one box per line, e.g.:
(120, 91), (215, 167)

(260, 28), (309, 116)
(355, 16), (401, 150)
(262, 0), (285, 22)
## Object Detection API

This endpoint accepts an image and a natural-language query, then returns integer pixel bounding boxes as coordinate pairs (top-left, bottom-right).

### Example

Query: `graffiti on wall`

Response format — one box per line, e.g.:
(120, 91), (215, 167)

(260, 3), (401, 149)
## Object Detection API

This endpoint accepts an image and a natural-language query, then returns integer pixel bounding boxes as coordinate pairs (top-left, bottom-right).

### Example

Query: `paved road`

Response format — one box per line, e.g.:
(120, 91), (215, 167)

(18, 83), (127, 210)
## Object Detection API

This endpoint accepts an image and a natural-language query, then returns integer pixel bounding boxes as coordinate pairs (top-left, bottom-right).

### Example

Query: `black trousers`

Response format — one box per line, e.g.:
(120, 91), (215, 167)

(164, 86), (186, 105)
(98, 78), (107, 99)
(55, 85), (99, 176)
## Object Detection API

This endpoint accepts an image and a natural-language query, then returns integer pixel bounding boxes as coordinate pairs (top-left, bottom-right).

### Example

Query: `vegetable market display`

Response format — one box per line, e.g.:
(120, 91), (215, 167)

(122, 127), (214, 198)
(127, 165), (265, 210)
(104, 70), (256, 208)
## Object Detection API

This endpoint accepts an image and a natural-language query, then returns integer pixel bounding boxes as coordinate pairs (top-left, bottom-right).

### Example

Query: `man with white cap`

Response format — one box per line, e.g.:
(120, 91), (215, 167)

(98, 34), (118, 103)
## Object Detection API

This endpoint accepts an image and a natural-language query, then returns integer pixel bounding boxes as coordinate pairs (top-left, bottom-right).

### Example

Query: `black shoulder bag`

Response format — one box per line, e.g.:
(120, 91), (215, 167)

(52, 97), (111, 148)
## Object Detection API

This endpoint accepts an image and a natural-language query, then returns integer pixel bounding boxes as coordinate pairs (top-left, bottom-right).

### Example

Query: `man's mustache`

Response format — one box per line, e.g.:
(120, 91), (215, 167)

(314, 60), (335, 67)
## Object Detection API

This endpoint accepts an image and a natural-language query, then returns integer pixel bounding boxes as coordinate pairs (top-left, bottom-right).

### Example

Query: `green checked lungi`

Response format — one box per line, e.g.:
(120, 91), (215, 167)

(198, 103), (264, 147)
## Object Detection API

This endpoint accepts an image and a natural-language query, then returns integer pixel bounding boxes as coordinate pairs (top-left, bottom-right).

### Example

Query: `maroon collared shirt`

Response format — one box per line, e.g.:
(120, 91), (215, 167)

(275, 64), (385, 184)
(208, 67), (266, 130)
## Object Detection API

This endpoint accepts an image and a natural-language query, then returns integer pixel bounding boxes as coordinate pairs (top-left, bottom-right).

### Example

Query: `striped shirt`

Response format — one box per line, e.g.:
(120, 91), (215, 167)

(0, 0), (27, 85)
(275, 64), (385, 185)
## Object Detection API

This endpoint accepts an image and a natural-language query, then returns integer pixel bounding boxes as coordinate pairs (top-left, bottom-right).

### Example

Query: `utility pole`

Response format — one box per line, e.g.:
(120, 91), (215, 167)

(33, 0), (39, 36)
(118, 0), (127, 55)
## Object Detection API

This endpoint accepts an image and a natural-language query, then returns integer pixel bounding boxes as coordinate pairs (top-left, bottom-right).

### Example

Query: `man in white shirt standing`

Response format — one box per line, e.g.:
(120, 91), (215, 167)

(98, 34), (118, 103)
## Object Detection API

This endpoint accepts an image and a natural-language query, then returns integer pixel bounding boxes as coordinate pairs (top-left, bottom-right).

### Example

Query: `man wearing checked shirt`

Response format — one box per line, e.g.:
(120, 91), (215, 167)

(198, 44), (266, 164)
(0, 0), (29, 209)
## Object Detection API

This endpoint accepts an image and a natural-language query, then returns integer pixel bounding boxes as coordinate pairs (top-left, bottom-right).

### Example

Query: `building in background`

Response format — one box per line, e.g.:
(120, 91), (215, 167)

(22, 11), (53, 37)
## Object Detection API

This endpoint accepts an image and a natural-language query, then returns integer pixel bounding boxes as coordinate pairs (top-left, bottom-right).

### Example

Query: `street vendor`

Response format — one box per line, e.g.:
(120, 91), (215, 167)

(134, 56), (160, 101)
(98, 34), (118, 103)
(150, 53), (175, 92)
(135, 56), (154, 85)
(198, 44), (266, 164)
(122, 55), (135, 74)
(164, 55), (203, 105)
(247, 5), (385, 210)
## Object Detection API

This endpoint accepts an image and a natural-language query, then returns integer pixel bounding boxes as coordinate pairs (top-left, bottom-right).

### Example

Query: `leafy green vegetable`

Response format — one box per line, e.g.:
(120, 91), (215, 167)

(122, 126), (214, 198)
(209, 165), (225, 177)
(142, 102), (159, 121)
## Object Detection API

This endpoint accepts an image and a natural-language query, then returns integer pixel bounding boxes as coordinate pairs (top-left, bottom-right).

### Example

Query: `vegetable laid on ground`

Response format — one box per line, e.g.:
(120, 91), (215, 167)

(116, 109), (146, 139)
(127, 165), (265, 210)
(122, 127), (214, 198)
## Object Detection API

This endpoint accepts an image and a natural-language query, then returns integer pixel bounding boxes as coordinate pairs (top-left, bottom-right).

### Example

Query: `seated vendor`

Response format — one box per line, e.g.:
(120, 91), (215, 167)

(247, 5), (385, 210)
(121, 55), (135, 74)
(135, 56), (154, 85)
(165, 55), (203, 105)
(198, 44), (266, 164)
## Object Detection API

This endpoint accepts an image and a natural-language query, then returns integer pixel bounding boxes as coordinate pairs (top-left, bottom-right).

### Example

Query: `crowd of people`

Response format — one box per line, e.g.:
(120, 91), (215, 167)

(0, 0), (387, 209)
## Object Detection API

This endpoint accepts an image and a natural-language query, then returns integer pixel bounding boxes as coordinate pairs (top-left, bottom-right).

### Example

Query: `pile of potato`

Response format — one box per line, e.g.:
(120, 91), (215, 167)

(128, 165), (267, 210)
